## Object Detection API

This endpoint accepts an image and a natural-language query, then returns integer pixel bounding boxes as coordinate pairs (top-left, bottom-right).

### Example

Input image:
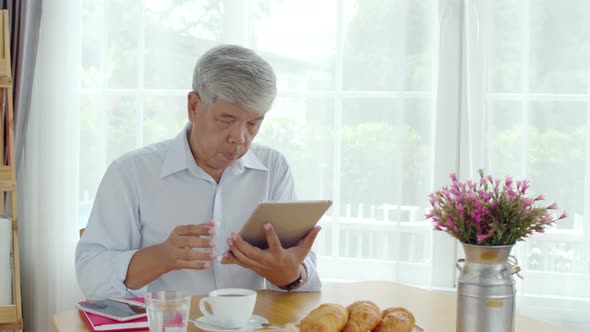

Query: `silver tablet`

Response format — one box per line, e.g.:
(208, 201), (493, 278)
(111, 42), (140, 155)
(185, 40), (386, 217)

(239, 200), (332, 249)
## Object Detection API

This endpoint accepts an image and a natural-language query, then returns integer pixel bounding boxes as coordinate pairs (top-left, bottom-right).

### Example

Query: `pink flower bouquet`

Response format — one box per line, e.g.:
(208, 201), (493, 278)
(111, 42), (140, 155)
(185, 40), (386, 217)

(426, 169), (567, 246)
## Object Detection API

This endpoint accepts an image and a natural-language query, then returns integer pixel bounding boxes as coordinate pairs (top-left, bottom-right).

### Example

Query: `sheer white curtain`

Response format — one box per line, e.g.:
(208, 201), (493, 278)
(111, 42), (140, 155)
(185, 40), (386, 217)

(22, 0), (590, 331)
(18, 0), (83, 331)
(460, 0), (590, 330)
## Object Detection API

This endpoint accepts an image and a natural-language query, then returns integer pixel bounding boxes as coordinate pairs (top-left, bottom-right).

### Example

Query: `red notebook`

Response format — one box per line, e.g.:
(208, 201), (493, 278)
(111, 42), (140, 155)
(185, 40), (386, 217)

(78, 297), (148, 332)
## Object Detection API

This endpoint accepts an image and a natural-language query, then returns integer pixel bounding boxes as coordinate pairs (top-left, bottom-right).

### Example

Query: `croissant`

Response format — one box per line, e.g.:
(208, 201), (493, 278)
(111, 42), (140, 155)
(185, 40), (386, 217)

(300, 303), (349, 332)
(372, 307), (415, 332)
(342, 301), (381, 332)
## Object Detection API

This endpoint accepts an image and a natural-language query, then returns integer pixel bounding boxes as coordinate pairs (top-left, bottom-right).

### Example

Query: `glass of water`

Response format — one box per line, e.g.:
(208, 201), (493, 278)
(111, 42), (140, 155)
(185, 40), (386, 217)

(146, 290), (192, 332)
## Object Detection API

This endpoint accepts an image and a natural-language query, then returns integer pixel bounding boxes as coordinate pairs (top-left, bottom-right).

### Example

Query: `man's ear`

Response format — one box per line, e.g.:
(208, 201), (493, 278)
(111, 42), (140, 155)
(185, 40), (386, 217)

(187, 92), (201, 121)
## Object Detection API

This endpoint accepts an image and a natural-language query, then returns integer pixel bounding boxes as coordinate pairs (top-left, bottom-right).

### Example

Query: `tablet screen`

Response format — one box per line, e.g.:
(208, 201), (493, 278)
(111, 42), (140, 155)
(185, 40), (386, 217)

(77, 299), (146, 321)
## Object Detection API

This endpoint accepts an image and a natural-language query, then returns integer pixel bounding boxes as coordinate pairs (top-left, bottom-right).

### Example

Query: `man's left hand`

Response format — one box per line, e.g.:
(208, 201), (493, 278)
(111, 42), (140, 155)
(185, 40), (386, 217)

(223, 223), (321, 287)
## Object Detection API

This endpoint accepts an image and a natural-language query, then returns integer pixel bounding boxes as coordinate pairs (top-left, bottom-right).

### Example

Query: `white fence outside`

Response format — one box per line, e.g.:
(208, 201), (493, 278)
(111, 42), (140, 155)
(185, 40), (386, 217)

(314, 203), (432, 285)
(78, 199), (590, 293)
(314, 204), (589, 294)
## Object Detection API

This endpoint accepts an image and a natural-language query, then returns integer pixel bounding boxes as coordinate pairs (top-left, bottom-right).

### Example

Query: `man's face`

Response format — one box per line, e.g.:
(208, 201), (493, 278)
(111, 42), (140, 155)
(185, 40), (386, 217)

(187, 92), (264, 177)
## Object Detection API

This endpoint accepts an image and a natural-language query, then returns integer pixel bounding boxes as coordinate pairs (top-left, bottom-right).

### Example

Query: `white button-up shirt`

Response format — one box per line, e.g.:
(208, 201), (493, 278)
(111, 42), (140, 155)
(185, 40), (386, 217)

(75, 125), (321, 299)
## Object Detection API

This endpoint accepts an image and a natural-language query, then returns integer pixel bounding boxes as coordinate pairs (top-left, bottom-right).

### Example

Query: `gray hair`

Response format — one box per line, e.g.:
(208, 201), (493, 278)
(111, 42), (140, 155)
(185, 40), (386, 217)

(192, 44), (277, 114)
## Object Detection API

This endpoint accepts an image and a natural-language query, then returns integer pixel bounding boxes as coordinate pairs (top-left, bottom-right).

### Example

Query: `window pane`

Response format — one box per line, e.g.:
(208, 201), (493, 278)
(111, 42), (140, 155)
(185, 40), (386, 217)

(482, 2), (590, 325)
(81, 1), (103, 89)
(405, 1), (436, 91)
(527, 102), (585, 226)
(489, 100), (588, 298)
(340, 98), (432, 206)
(80, 96), (107, 225)
(257, 97), (336, 201)
(529, 1), (590, 93)
(342, 0), (435, 91)
(489, 100), (527, 174)
(251, 0), (337, 90)
(337, 98), (432, 278)
(143, 96), (188, 145)
(107, 1), (140, 88)
(144, 1), (223, 89)
(79, 95), (136, 226)
(106, 97), (138, 162)
(341, 99), (403, 205)
(343, 0), (403, 91)
(487, 1), (525, 92)
(488, 1), (590, 94)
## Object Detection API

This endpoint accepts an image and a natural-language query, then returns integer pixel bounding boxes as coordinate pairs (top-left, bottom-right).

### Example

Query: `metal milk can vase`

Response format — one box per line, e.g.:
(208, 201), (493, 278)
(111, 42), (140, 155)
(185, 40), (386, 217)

(456, 243), (521, 332)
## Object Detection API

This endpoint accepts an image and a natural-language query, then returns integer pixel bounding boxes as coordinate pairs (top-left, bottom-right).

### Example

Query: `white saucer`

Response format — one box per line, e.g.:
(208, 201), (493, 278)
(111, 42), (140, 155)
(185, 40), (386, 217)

(192, 314), (268, 332)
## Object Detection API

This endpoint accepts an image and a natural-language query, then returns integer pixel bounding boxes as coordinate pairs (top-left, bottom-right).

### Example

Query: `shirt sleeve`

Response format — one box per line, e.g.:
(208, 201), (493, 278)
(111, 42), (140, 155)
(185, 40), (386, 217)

(75, 159), (146, 299)
(266, 153), (321, 292)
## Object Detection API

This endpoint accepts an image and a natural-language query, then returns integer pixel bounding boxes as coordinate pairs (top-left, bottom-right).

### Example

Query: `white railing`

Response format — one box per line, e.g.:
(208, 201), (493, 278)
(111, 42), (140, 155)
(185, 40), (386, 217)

(315, 203), (431, 260)
(313, 203), (432, 284)
(514, 213), (588, 274)
(315, 204), (589, 277)
(78, 198), (589, 276)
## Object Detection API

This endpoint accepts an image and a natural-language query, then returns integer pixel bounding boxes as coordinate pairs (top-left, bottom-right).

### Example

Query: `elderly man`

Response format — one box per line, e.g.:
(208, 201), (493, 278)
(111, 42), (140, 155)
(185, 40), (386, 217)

(76, 44), (321, 298)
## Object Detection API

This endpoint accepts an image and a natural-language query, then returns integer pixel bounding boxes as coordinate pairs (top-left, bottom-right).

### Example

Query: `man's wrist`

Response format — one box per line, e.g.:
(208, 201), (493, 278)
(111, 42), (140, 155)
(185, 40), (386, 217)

(278, 264), (307, 291)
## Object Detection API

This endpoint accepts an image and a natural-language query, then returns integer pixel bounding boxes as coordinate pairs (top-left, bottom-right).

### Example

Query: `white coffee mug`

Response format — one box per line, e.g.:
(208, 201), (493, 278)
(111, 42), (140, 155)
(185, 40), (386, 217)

(198, 288), (257, 328)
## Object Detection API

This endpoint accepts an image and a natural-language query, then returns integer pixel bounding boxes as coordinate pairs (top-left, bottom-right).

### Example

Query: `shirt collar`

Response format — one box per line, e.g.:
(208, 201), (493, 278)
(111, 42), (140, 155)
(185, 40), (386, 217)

(160, 123), (268, 179)
(230, 146), (268, 173)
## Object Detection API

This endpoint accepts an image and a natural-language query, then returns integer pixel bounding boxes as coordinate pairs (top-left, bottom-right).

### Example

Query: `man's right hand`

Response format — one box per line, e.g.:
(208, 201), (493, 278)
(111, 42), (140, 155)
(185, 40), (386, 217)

(124, 221), (216, 290)
(159, 222), (217, 271)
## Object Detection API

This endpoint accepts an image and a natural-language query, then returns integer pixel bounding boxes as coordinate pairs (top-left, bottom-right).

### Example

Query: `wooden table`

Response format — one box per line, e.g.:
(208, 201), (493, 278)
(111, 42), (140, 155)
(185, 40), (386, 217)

(52, 281), (570, 331)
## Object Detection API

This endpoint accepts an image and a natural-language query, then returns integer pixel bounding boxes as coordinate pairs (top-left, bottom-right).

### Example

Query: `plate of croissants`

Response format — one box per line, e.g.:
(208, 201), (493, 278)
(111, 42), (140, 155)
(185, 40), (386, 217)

(291, 300), (422, 332)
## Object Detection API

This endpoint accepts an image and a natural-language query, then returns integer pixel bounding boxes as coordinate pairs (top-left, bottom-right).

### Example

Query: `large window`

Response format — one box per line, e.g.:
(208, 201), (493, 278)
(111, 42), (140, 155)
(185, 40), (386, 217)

(79, 1), (590, 329)
(470, 1), (590, 325)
